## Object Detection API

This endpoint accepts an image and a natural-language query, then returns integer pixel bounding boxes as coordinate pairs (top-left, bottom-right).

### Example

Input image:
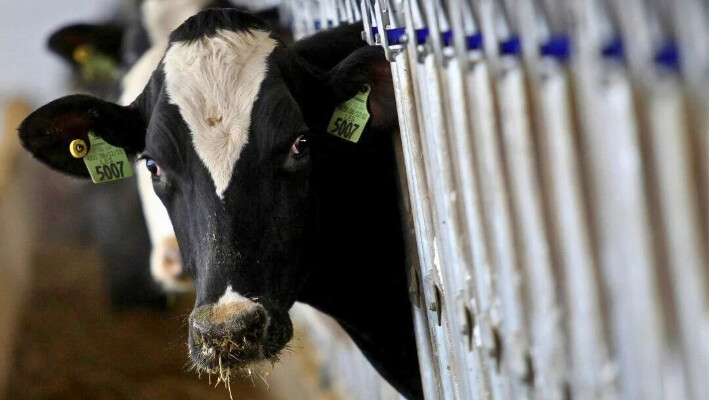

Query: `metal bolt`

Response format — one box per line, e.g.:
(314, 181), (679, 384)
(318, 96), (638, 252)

(429, 284), (443, 326)
(522, 352), (535, 386)
(459, 301), (474, 351)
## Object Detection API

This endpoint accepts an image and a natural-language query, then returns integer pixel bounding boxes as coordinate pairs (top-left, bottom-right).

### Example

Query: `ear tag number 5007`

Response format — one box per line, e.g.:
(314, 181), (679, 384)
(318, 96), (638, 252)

(327, 84), (371, 143)
(83, 132), (134, 183)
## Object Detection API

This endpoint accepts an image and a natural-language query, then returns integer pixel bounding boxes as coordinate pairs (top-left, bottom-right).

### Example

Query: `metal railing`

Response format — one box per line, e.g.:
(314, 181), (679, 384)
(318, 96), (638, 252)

(285, 1), (709, 399)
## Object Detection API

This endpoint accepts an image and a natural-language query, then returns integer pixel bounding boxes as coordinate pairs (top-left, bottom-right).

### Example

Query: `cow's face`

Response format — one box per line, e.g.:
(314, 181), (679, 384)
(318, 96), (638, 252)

(144, 30), (310, 370)
(19, 9), (395, 376)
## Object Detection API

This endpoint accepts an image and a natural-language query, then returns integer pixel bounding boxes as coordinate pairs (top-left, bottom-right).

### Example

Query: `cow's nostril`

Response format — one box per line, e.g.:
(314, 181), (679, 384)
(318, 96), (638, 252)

(243, 332), (258, 344)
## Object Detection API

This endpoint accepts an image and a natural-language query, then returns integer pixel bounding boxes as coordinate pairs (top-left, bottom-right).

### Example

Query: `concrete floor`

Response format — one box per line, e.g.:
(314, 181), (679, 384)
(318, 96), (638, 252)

(1, 141), (275, 400)
(3, 242), (274, 400)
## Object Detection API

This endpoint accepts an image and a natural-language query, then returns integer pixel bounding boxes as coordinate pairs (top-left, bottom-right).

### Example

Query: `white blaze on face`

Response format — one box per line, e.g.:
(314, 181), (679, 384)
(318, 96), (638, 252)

(163, 29), (278, 198)
(119, 46), (165, 106)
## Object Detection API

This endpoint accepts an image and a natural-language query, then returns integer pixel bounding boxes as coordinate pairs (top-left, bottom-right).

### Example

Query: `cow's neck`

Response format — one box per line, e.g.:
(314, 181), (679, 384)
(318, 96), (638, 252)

(298, 134), (423, 399)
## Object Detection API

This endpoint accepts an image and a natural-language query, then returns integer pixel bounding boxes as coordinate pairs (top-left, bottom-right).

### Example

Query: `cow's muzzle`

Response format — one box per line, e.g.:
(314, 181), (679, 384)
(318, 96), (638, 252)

(187, 299), (291, 373)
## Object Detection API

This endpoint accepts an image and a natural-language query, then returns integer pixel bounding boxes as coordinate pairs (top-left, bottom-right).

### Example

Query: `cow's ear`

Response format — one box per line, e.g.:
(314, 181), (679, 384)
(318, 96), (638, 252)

(18, 94), (145, 178)
(47, 23), (124, 80)
(325, 46), (397, 132)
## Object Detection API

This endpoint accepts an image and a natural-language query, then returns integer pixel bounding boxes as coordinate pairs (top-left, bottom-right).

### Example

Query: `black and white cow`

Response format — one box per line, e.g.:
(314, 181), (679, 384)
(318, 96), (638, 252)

(48, 0), (290, 293)
(19, 9), (422, 399)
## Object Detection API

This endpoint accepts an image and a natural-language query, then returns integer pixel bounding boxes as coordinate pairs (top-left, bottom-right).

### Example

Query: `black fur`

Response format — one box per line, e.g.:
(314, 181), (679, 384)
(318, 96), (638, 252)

(47, 23), (125, 66)
(169, 8), (272, 43)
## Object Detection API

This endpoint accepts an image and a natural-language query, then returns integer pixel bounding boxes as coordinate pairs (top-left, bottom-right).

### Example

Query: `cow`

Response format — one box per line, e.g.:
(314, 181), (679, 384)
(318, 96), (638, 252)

(124, 0), (289, 293)
(18, 9), (423, 399)
(48, 0), (288, 293)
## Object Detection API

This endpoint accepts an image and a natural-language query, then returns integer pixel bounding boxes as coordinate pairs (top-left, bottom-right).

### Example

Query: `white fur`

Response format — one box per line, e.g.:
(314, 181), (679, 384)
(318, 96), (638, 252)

(119, 46), (164, 106)
(136, 165), (175, 242)
(217, 285), (254, 305)
(163, 29), (278, 198)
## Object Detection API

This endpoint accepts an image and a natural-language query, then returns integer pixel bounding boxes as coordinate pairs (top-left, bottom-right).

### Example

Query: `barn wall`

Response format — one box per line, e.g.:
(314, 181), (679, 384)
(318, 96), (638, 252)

(0, 100), (34, 396)
(0, 0), (115, 104)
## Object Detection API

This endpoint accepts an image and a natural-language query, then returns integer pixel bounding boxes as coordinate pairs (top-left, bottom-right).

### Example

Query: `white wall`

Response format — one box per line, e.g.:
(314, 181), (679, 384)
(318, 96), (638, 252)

(0, 0), (116, 105)
(0, 1), (114, 392)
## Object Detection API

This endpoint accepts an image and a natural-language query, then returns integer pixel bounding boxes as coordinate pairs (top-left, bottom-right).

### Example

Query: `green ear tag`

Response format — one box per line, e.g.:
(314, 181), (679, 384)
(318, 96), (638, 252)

(83, 132), (134, 183)
(327, 84), (371, 143)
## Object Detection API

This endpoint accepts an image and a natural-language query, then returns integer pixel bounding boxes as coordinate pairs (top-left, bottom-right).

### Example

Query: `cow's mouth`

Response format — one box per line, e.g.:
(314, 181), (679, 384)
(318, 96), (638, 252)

(187, 303), (293, 378)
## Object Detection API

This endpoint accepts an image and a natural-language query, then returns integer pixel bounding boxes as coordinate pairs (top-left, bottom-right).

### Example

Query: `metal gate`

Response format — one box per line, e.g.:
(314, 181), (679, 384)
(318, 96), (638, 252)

(285, 1), (709, 399)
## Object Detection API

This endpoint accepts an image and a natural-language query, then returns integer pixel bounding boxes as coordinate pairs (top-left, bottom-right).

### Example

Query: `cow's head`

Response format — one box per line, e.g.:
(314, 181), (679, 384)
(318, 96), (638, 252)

(19, 9), (396, 375)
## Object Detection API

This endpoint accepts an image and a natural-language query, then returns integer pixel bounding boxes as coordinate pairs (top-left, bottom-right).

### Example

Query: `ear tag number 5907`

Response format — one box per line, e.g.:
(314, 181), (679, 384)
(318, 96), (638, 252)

(327, 84), (371, 143)
(83, 132), (134, 183)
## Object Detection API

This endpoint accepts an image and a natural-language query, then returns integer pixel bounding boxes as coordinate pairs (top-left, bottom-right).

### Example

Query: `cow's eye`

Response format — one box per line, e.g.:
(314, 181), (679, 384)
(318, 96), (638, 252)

(145, 158), (162, 178)
(290, 135), (308, 156)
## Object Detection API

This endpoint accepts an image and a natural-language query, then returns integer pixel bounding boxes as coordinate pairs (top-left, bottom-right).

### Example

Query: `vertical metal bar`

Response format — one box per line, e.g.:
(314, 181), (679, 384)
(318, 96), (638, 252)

(419, 0), (493, 398)
(290, 0), (305, 39)
(667, 0), (709, 257)
(419, 0), (505, 396)
(667, 1), (709, 396)
(644, 77), (709, 400)
(611, 1), (709, 398)
(446, 3), (518, 398)
(516, 1), (615, 398)
(449, 2), (517, 398)
(568, 1), (666, 399)
(464, 57), (516, 400)
(563, 2), (623, 396)
(303, 0), (317, 36)
(673, 0), (709, 245)
(491, 1), (572, 399)
(444, 0), (503, 398)
(392, 70), (444, 400)
(361, 0), (376, 45)
(371, 0), (455, 397)
(395, 0), (467, 397)
(467, 1), (536, 398)
(369, 0), (448, 396)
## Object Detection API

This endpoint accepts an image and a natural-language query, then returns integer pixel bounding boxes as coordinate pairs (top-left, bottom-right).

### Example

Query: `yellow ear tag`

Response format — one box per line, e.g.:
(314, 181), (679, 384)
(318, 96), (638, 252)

(327, 84), (371, 143)
(69, 139), (88, 158)
(82, 132), (134, 183)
